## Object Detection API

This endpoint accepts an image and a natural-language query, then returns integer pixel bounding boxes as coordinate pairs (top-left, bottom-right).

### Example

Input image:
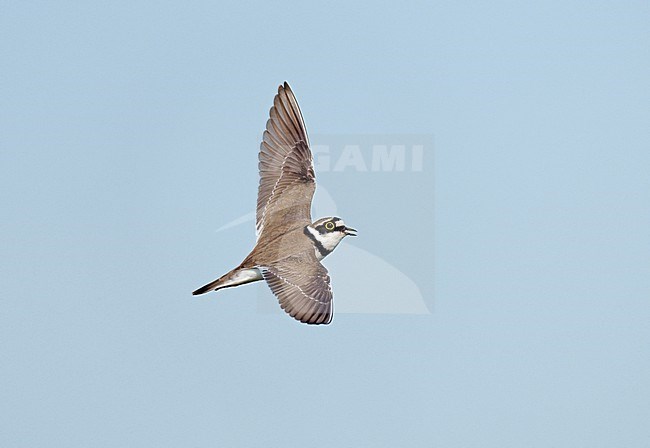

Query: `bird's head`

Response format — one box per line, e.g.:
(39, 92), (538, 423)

(305, 217), (357, 256)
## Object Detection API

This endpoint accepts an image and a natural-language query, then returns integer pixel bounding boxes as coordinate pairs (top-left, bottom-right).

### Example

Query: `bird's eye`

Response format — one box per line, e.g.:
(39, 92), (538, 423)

(325, 221), (335, 231)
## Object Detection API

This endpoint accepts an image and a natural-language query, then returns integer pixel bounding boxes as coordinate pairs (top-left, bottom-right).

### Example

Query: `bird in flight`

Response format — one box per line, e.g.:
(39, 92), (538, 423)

(193, 82), (357, 325)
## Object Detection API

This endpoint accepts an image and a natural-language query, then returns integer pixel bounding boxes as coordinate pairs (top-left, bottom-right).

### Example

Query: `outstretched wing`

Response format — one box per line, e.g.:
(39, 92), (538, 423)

(257, 83), (315, 241)
(260, 254), (333, 325)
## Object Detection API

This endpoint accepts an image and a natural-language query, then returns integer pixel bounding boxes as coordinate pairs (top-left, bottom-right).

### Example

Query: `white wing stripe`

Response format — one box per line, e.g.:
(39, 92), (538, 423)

(260, 267), (329, 305)
(256, 151), (291, 238)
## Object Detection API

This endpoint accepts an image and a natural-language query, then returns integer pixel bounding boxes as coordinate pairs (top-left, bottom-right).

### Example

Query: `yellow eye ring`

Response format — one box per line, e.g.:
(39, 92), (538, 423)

(325, 222), (335, 231)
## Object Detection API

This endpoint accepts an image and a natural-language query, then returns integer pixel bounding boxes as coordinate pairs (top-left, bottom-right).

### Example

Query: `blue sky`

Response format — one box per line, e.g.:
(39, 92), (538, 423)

(1, 1), (649, 446)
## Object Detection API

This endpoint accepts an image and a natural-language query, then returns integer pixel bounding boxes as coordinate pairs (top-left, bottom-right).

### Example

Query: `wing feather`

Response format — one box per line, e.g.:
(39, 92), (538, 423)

(256, 83), (314, 240)
(260, 254), (333, 325)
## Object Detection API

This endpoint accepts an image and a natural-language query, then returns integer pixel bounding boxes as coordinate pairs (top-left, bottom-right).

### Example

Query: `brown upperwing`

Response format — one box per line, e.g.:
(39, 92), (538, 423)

(256, 83), (315, 243)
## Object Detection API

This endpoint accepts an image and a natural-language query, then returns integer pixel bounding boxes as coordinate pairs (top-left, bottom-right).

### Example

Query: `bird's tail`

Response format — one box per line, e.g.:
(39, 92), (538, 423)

(192, 267), (263, 295)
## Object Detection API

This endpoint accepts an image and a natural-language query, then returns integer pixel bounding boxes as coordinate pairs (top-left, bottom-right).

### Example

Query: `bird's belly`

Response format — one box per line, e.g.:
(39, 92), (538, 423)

(235, 268), (264, 283)
(220, 268), (264, 289)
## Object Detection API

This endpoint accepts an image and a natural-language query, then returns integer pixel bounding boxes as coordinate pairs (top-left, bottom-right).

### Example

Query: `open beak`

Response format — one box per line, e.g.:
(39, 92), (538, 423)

(343, 226), (358, 237)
